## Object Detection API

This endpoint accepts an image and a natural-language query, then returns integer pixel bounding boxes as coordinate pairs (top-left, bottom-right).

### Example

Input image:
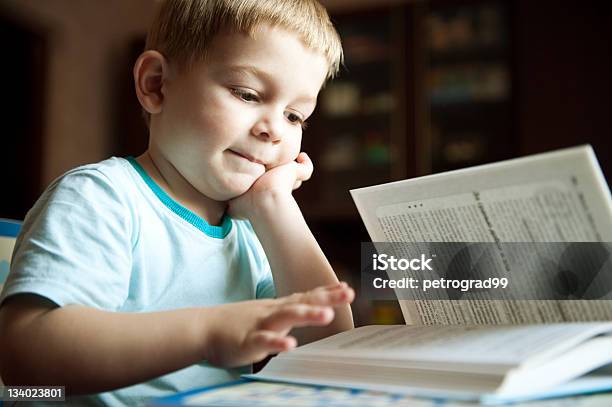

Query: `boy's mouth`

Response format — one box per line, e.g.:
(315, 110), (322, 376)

(229, 150), (266, 165)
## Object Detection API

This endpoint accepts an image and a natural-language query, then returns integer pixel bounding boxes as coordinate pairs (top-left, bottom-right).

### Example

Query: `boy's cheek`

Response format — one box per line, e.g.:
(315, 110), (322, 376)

(266, 148), (300, 170)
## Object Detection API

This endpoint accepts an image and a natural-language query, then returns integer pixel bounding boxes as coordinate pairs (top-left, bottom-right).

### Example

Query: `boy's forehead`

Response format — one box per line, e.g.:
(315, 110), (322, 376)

(198, 26), (329, 93)
(209, 26), (323, 65)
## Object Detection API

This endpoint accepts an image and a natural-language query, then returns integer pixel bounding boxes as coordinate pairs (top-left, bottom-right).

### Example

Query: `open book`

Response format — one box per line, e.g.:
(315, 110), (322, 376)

(249, 324), (612, 404)
(353, 144), (612, 325)
(249, 146), (612, 403)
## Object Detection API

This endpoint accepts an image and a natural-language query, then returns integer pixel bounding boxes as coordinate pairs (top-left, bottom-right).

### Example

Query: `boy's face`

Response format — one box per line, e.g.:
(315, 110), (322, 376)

(153, 25), (329, 201)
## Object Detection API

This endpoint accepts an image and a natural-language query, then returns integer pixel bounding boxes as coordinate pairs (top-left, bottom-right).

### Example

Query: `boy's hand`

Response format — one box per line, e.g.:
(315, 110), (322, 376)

(203, 282), (354, 367)
(228, 152), (313, 220)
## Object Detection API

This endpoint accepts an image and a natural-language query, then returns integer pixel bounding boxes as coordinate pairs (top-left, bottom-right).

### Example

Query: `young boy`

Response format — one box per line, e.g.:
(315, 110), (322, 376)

(0, 0), (354, 404)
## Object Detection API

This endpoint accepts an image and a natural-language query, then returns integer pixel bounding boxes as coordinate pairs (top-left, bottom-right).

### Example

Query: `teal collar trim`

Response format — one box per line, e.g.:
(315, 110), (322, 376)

(126, 156), (232, 239)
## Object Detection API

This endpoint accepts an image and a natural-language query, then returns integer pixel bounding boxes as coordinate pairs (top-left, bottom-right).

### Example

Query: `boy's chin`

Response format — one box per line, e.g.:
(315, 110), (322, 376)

(218, 180), (256, 201)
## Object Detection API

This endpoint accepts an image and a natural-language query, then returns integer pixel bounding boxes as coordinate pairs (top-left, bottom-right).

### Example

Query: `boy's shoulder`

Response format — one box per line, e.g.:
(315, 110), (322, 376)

(57, 156), (131, 183)
(42, 157), (138, 208)
(49, 156), (135, 188)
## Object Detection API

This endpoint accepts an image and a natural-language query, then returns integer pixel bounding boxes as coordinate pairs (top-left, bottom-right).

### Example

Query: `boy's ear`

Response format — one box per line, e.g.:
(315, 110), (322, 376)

(133, 50), (169, 115)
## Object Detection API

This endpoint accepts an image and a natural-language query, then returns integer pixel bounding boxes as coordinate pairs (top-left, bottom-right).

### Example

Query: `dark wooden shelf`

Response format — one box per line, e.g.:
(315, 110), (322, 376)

(430, 46), (509, 65)
(431, 98), (509, 110)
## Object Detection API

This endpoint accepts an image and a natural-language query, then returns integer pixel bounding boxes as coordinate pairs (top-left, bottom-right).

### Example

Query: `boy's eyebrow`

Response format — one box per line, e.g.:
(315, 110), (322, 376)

(225, 65), (317, 104)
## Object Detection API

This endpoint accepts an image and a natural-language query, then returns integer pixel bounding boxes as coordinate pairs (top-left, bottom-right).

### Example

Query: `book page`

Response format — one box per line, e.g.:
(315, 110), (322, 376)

(251, 323), (612, 400)
(351, 146), (612, 324)
(293, 324), (612, 366)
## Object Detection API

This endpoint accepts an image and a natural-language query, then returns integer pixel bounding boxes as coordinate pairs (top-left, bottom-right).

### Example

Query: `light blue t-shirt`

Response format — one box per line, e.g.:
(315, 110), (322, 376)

(0, 157), (276, 406)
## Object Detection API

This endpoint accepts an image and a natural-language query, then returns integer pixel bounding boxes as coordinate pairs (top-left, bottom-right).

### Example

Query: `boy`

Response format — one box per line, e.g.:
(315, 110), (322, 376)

(0, 0), (354, 404)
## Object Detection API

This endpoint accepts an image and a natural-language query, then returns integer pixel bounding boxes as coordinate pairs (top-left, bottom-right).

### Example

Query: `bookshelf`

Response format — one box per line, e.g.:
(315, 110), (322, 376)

(425, 0), (516, 173)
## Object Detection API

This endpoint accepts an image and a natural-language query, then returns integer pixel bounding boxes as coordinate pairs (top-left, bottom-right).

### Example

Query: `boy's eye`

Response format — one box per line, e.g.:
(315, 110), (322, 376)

(285, 111), (307, 129)
(232, 88), (259, 102)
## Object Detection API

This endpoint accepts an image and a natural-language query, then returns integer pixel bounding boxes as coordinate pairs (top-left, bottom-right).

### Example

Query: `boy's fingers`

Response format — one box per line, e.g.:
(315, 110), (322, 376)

(295, 152), (313, 181)
(296, 152), (312, 166)
(284, 284), (355, 306)
(313, 281), (350, 293)
(261, 304), (334, 332)
(247, 331), (297, 355)
(322, 281), (349, 290)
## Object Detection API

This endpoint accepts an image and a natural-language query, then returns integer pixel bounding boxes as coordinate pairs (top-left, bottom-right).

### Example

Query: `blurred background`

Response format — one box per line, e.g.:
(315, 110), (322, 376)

(1, 0), (610, 326)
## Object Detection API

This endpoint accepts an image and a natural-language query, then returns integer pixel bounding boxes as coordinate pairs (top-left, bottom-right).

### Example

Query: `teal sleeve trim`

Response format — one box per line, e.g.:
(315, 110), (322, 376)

(126, 157), (232, 239)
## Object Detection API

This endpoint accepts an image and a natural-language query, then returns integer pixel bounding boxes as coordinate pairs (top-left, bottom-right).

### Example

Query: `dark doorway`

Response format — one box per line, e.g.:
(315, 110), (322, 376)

(0, 12), (47, 220)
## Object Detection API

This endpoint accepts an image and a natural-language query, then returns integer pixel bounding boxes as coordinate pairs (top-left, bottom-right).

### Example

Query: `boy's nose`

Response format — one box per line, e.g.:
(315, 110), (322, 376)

(251, 116), (282, 144)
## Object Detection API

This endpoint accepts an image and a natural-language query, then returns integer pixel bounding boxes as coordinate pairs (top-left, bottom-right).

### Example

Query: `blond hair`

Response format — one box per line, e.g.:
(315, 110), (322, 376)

(146, 0), (343, 78)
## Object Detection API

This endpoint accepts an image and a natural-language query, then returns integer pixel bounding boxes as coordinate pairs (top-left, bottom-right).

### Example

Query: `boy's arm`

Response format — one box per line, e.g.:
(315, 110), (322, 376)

(0, 294), (207, 394)
(249, 195), (355, 343)
(0, 286), (349, 394)
(230, 153), (355, 344)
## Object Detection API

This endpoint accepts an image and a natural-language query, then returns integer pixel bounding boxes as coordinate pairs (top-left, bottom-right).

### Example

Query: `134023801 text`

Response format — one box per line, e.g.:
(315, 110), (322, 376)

(2, 386), (66, 401)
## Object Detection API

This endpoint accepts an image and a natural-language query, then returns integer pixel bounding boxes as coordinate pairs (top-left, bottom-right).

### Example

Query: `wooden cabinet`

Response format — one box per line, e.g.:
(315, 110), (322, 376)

(426, 0), (516, 172)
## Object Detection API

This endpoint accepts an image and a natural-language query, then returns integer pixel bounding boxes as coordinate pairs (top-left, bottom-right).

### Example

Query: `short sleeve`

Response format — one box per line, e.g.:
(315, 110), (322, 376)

(234, 220), (276, 300)
(0, 168), (134, 310)
(255, 258), (276, 299)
